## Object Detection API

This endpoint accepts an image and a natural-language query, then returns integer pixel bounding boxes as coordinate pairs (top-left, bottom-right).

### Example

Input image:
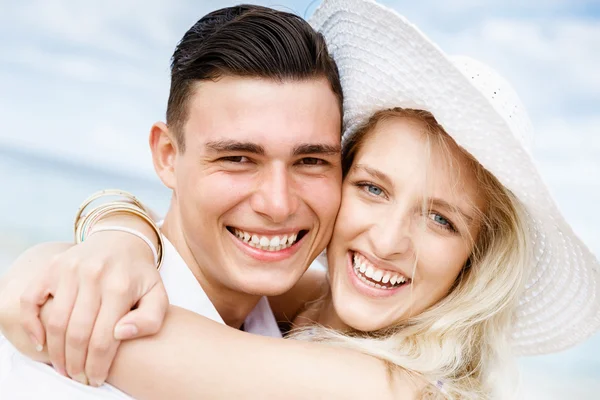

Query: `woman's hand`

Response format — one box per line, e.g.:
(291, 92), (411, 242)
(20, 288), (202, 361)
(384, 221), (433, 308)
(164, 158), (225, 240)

(16, 215), (169, 387)
(0, 242), (71, 363)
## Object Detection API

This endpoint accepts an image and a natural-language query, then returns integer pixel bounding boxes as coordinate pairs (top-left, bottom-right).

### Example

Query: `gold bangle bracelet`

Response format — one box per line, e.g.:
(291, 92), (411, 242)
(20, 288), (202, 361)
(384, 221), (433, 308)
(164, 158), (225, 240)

(76, 202), (148, 241)
(75, 201), (165, 271)
(73, 189), (150, 233)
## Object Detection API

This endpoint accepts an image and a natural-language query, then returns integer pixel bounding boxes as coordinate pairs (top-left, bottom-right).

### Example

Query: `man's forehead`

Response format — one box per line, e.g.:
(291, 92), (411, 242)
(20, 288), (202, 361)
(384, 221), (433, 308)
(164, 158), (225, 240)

(186, 77), (339, 117)
(181, 78), (342, 147)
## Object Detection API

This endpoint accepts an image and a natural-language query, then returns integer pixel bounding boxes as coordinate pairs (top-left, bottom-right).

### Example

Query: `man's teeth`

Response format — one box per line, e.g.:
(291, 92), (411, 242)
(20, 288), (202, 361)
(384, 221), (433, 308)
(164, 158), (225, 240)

(352, 253), (407, 289)
(233, 228), (299, 251)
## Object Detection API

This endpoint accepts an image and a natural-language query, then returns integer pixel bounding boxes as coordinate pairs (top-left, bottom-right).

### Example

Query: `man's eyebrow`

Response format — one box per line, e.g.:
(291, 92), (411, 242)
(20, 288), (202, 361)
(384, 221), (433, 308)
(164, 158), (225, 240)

(352, 164), (393, 188)
(292, 143), (341, 156)
(205, 140), (265, 155)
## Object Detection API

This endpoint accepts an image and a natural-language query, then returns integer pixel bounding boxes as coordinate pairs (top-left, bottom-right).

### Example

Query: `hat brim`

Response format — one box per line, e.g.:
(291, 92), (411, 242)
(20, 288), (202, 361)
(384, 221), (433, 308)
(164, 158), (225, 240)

(310, 0), (600, 355)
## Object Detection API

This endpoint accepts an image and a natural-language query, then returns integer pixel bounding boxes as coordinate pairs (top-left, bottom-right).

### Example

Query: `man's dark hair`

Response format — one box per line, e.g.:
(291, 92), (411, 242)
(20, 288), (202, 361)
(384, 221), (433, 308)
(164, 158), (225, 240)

(166, 4), (343, 151)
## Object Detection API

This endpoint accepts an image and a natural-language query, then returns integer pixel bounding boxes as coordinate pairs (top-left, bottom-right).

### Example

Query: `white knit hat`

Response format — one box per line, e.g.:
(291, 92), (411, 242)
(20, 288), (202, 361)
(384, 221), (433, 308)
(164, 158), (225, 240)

(310, 0), (600, 356)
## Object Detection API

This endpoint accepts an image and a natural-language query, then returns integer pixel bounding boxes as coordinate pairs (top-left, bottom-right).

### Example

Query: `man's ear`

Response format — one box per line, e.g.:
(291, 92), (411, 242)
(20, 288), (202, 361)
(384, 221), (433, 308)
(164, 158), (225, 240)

(149, 122), (178, 190)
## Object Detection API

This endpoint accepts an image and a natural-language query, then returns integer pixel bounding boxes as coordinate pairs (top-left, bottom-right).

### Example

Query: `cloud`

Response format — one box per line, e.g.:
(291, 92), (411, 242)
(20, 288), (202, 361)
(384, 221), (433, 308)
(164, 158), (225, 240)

(3, 0), (178, 57)
(478, 17), (600, 105)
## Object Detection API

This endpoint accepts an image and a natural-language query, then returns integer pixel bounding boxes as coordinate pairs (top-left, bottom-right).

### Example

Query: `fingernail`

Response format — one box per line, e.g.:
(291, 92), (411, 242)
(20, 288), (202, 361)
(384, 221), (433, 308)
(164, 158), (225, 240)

(73, 373), (89, 386)
(29, 335), (43, 352)
(89, 379), (103, 388)
(53, 364), (67, 377)
(114, 323), (138, 340)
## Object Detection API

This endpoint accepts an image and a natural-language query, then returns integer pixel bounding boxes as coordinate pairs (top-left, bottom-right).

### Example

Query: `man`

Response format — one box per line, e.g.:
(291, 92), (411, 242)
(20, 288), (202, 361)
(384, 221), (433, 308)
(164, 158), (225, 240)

(0, 4), (342, 398)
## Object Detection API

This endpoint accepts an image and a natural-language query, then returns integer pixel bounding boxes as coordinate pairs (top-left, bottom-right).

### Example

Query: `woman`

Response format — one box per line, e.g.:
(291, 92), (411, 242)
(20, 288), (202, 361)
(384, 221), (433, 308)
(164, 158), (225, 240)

(1, 0), (599, 398)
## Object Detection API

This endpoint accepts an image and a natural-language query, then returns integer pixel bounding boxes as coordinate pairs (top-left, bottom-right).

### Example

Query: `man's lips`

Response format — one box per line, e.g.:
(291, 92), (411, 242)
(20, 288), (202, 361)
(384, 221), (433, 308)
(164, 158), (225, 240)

(226, 226), (309, 262)
(226, 226), (307, 251)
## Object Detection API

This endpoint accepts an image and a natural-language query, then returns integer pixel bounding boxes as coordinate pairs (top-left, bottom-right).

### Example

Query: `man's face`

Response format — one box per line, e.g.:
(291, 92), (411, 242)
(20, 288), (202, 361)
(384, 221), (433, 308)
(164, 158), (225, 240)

(170, 76), (342, 296)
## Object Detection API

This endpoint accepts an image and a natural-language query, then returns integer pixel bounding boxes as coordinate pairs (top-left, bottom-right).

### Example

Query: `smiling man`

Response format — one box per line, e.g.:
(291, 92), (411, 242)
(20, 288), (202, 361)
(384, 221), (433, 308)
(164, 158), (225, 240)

(0, 4), (342, 398)
(160, 73), (342, 327)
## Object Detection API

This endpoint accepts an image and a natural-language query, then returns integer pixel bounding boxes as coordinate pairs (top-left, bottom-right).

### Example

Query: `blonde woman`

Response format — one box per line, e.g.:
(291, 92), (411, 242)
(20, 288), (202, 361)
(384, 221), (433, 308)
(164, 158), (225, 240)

(1, 0), (598, 399)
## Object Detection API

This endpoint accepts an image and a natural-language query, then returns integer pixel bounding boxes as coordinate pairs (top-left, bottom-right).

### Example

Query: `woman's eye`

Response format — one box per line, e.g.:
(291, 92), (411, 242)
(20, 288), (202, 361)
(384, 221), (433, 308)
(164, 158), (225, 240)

(367, 185), (383, 196)
(354, 182), (384, 197)
(428, 213), (456, 232)
(432, 213), (448, 225)
(355, 182), (385, 197)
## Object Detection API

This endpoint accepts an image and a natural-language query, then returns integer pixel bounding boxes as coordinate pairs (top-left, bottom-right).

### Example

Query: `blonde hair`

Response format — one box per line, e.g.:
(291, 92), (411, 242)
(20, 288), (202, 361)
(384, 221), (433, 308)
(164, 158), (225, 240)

(291, 109), (532, 399)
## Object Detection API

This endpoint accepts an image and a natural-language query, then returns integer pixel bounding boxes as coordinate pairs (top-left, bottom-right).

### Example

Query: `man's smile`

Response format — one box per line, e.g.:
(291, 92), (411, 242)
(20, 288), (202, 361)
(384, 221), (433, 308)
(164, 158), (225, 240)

(227, 227), (308, 251)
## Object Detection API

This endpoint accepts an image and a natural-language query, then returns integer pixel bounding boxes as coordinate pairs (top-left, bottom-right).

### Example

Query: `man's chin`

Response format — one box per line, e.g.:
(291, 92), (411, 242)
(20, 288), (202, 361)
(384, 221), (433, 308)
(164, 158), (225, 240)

(223, 233), (316, 295)
(232, 271), (300, 297)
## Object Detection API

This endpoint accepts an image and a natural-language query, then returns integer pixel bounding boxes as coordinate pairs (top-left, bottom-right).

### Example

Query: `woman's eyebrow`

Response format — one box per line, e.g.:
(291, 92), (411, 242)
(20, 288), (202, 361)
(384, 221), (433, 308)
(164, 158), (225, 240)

(352, 164), (393, 188)
(429, 198), (475, 226)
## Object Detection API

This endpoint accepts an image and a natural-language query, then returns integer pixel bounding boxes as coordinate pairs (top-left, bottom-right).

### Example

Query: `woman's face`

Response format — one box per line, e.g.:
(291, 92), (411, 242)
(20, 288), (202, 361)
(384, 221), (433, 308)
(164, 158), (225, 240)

(327, 117), (487, 332)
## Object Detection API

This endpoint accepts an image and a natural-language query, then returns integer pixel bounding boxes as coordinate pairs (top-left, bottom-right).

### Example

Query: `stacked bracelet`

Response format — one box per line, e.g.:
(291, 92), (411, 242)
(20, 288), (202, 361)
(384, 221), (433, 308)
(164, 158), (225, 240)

(91, 226), (160, 267)
(74, 189), (149, 229)
(73, 190), (164, 270)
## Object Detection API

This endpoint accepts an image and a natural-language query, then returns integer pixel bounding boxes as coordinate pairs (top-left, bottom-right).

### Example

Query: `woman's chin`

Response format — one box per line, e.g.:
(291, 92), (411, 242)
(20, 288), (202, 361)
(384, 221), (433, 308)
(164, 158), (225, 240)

(333, 294), (397, 332)
(330, 271), (410, 332)
(346, 317), (387, 332)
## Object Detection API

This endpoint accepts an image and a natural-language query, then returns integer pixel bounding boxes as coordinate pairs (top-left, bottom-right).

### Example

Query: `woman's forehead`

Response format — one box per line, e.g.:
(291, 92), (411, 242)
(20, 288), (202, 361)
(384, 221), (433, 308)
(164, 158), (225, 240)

(355, 117), (486, 207)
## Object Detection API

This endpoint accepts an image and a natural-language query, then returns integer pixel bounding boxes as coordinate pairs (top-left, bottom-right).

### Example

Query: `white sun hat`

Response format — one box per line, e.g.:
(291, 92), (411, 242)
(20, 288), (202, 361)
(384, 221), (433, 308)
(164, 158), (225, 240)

(309, 0), (600, 356)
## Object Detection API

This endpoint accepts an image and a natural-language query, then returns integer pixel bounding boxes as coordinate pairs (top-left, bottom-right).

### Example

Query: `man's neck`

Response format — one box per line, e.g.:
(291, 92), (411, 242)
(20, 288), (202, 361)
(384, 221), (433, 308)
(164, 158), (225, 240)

(161, 204), (261, 329)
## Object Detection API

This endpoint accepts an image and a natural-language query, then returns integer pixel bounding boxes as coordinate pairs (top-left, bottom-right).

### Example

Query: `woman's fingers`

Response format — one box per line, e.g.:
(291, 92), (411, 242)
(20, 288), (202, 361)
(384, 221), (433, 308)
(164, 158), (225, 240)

(19, 270), (53, 351)
(84, 287), (134, 387)
(114, 281), (169, 341)
(44, 270), (79, 377)
(64, 279), (102, 384)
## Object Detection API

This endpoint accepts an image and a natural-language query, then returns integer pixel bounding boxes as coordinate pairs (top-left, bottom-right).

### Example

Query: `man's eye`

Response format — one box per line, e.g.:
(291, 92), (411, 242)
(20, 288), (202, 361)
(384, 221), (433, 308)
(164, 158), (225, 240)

(220, 156), (249, 163)
(298, 157), (325, 165)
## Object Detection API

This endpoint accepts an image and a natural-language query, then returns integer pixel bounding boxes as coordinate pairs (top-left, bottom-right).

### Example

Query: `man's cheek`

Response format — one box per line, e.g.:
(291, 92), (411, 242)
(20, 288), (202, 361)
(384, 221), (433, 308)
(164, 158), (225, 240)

(306, 177), (341, 208)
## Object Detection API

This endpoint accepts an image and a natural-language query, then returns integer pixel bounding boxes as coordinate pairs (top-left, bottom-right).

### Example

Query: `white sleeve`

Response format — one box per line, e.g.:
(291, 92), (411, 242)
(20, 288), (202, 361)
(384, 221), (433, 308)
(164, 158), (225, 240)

(0, 334), (133, 399)
(0, 334), (16, 396)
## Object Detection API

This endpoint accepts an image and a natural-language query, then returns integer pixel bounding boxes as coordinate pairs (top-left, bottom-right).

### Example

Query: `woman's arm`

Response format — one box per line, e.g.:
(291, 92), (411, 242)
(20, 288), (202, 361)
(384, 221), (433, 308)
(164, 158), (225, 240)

(3, 248), (419, 398)
(106, 306), (420, 400)
(1, 209), (168, 386)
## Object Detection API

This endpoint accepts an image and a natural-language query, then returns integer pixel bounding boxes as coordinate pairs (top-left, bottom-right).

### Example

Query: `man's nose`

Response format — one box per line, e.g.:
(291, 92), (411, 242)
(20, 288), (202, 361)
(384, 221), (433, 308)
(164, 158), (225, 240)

(250, 166), (299, 223)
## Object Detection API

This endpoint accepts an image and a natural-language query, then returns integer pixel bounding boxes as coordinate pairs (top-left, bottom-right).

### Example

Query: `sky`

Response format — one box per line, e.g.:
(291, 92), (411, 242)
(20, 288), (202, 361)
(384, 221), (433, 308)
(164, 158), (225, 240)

(0, 0), (599, 397)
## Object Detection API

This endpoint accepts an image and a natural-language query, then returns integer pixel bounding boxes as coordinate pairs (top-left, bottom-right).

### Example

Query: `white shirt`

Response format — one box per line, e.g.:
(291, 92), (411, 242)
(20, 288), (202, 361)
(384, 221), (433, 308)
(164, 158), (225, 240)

(0, 236), (281, 399)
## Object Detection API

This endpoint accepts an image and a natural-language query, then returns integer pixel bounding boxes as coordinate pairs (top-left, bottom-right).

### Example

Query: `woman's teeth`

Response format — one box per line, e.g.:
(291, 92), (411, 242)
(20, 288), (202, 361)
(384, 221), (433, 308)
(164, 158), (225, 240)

(352, 253), (407, 290)
(233, 228), (299, 251)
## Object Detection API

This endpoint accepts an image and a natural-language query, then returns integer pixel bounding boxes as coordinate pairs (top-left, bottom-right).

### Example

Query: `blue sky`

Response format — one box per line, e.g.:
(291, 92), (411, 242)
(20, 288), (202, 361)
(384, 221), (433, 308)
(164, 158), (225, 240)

(1, 0), (599, 397)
